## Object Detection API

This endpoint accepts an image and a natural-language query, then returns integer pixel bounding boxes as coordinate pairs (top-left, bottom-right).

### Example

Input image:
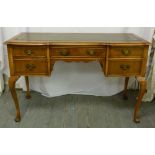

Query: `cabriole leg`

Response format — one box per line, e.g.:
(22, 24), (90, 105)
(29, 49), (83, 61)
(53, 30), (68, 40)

(133, 77), (147, 123)
(8, 76), (21, 122)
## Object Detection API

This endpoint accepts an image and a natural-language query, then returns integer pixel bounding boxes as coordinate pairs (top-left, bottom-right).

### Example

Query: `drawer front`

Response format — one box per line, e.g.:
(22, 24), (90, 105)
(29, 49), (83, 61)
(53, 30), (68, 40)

(50, 47), (106, 57)
(107, 60), (142, 76)
(109, 46), (144, 58)
(14, 60), (48, 75)
(12, 46), (47, 57)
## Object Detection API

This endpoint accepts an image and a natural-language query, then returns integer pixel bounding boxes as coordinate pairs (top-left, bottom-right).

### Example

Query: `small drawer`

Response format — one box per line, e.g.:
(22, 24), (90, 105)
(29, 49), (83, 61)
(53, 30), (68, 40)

(14, 59), (48, 75)
(12, 46), (47, 57)
(109, 46), (144, 58)
(50, 47), (106, 57)
(107, 60), (142, 76)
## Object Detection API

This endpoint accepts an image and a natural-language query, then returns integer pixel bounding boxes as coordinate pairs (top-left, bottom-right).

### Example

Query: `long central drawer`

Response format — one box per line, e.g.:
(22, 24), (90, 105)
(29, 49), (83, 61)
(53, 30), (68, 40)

(50, 46), (106, 57)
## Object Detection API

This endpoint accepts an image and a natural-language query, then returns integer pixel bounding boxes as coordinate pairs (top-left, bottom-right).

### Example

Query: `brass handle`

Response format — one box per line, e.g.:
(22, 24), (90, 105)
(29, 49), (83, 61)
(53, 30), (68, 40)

(24, 49), (33, 55)
(121, 50), (130, 56)
(25, 64), (36, 71)
(86, 50), (96, 56)
(120, 64), (130, 70)
(59, 50), (70, 56)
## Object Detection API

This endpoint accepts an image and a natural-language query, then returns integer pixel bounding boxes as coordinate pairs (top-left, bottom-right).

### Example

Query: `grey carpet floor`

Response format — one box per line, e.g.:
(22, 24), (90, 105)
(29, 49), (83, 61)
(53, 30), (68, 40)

(0, 88), (155, 128)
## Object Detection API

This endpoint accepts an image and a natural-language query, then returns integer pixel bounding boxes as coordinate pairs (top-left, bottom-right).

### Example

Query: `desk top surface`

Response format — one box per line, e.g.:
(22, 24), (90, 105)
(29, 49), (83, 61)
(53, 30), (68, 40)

(5, 33), (150, 45)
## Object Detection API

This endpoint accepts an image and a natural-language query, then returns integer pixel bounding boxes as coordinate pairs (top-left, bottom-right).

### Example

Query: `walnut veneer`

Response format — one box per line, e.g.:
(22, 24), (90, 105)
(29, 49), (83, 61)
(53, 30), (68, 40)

(4, 33), (150, 123)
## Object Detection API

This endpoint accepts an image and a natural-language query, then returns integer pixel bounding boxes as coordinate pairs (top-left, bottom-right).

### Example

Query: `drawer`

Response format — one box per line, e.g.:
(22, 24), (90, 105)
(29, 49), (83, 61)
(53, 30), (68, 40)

(14, 59), (48, 75)
(109, 46), (144, 58)
(12, 46), (47, 57)
(107, 60), (142, 76)
(50, 47), (106, 57)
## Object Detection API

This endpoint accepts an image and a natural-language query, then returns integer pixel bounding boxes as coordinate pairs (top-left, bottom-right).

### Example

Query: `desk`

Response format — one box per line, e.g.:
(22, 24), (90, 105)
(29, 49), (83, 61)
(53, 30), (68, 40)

(5, 33), (150, 123)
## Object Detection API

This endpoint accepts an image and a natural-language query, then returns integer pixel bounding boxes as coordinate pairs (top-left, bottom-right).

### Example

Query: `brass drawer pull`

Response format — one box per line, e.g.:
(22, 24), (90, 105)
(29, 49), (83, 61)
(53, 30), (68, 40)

(24, 49), (33, 55)
(59, 50), (70, 56)
(120, 64), (130, 70)
(86, 50), (96, 56)
(25, 64), (36, 71)
(121, 50), (130, 56)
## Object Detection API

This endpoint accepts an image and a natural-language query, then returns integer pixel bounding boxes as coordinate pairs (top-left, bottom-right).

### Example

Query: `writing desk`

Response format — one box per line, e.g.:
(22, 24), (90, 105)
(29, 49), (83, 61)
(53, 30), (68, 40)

(5, 33), (150, 123)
